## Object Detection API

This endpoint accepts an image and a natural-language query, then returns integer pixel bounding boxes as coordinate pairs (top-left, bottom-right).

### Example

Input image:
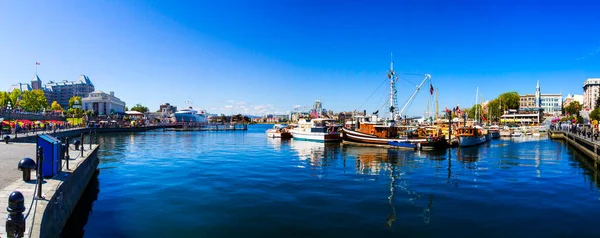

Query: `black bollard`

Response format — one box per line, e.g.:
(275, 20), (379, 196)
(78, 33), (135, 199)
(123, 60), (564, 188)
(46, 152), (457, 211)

(65, 138), (70, 170)
(37, 146), (43, 200)
(80, 133), (84, 157)
(6, 191), (26, 238)
(4, 135), (9, 144)
(17, 158), (36, 181)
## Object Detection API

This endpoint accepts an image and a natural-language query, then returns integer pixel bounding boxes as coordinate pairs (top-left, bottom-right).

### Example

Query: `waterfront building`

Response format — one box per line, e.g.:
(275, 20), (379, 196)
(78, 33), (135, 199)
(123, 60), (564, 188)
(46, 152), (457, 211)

(500, 110), (543, 124)
(8, 82), (32, 92)
(46, 75), (95, 108)
(563, 94), (584, 109)
(583, 78), (600, 110)
(159, 103), (178, 115)
(8, 74), (95, 108)
(264, 114), (289, 123)
(82, 90), (126, 116)
(519, 81), (562, 116)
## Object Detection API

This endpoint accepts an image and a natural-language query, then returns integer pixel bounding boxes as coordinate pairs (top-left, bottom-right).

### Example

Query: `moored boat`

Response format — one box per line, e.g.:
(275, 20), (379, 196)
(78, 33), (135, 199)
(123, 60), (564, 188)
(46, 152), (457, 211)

(340, 57), (447, 151)
(174, 107), (207, 123)
(488, 125), (501, 139)
(266, 124), (292, 139)
(456, 126), (488, 147)
(290, 118), (340, 142)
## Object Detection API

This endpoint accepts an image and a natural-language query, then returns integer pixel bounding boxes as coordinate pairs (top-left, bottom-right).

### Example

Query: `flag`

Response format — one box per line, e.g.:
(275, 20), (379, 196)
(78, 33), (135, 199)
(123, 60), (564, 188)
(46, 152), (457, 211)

(429, 84), (434, 95)
(36, 62), (40, 65)
(445, 107), (450, 113)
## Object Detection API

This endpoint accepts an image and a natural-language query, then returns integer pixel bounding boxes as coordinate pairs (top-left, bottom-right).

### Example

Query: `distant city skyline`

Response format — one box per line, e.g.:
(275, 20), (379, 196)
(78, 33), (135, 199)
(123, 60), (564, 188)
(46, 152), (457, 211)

(1, 1), (599, 116)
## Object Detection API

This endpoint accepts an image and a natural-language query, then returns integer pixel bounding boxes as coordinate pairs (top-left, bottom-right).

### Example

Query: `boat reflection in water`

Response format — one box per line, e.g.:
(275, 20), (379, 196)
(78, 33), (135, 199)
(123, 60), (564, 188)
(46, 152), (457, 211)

(266, 137), (291, 151)
(289, 139), (339, 168)
(341, 145), (436, 227)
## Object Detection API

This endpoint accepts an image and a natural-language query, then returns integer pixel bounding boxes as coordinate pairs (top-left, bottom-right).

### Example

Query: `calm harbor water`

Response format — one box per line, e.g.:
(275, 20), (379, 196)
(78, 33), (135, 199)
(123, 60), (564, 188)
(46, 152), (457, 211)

(62, 124), (600, 237)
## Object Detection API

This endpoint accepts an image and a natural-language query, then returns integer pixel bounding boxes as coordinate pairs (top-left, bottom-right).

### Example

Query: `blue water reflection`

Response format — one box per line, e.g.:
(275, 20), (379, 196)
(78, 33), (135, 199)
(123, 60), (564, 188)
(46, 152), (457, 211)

(63, 125), (600, 238)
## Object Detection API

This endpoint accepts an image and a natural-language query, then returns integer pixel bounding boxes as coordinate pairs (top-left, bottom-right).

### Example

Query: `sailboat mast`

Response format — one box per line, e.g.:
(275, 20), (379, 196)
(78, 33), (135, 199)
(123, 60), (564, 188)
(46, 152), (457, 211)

(389, 54), (398, 121)
(475, 87), (479, 123)
(435, 88), (439, 122)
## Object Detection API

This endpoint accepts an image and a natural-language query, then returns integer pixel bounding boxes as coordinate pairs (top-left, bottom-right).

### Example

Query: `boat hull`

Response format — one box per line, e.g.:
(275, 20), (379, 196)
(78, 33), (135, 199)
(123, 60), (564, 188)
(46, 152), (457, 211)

(174, 113), (206, 123)
(458, 135), (487, 147)
(267, 131), (292, 139)
(489, 131), (501, 139)
(342, 128), (448, 150)
(291, 131), (340, 142)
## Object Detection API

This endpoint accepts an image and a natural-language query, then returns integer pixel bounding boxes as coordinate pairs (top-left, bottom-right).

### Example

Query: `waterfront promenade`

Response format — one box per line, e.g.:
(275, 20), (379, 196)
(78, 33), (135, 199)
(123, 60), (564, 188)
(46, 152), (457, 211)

(0, 141), (98, 238)
(549, 127), (600, 163)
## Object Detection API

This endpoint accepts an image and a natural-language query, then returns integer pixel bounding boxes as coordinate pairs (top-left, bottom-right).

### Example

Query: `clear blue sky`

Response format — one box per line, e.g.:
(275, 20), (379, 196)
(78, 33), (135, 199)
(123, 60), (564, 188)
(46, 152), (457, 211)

(1, 0), (599, 116)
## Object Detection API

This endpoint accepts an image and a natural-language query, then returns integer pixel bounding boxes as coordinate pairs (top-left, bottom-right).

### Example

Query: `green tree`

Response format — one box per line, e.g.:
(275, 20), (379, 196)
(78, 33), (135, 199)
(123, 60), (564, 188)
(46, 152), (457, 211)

(18, 90), (47, 112)
(130, 104), (149, 113)
(498, 92), (520, 111)
(50, 101), (64, 111)
(565, 101), (582, 116)
(68, 96), (82, 109)
(468, 104), (483, 120)
(487, 99), (501, 122)
(9, 89), (21, 108)
(243, 116), (251, 122)
(590, 108), (600, 121)
(231, 114), (243, 122)
(0, 91), (9, 108)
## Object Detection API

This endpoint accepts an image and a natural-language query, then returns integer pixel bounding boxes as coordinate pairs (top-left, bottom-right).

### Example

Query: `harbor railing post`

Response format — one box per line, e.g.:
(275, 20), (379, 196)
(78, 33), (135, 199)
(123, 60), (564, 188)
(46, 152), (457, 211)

(65, 137), (70, 170)
(89, 130), (92, 150)
(6, 191), (26, 238)
(80, 133), (84, 157)
(37, 146), (43, 199)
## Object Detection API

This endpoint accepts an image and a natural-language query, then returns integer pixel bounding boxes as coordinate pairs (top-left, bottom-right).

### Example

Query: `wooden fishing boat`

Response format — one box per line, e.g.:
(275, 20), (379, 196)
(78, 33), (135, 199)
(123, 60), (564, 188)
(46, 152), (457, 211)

(456, 126), (488, 147)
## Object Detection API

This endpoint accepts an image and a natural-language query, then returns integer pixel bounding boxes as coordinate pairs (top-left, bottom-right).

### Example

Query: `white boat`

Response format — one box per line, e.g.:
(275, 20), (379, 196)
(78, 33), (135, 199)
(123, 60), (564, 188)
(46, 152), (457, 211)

(266, 124), (292, 139)
(290, 118), (340, 142)
(174, 107), (207, 123)
(488, 125), (501, 139)
(511, 132), (522, 137)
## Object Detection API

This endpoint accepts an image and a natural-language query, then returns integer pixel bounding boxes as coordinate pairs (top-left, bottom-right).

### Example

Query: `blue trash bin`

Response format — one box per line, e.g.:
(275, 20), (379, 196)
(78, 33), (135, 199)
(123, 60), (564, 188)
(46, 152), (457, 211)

(37, 135), (63, 178)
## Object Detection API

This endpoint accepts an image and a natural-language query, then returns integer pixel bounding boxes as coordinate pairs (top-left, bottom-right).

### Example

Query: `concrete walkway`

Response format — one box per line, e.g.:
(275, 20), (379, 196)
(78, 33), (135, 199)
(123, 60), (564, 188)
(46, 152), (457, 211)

(0, 143), (37, 188)
(0, 142), (98, 238)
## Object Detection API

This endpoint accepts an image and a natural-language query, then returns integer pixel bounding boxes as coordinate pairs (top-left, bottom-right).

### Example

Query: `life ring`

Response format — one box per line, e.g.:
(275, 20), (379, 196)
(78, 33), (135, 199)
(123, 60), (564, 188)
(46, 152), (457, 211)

(371, 129), (375, 134)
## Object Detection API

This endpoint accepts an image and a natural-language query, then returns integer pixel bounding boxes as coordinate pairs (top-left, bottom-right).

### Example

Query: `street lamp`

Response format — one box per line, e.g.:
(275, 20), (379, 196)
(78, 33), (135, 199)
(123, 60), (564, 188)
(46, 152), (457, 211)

(7, 101), (12, 135)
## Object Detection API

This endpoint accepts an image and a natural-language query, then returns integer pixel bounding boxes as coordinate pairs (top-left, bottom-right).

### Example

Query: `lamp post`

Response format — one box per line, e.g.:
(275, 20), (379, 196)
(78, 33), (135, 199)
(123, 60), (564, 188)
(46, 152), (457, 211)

(7, 101), (12, 135)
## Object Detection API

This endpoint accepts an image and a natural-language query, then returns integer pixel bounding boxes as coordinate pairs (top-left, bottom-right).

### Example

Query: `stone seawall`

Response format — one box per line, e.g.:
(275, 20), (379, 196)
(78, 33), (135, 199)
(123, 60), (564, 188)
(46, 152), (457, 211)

(31, 146), (99, 238)
(549, 130), (600, 163)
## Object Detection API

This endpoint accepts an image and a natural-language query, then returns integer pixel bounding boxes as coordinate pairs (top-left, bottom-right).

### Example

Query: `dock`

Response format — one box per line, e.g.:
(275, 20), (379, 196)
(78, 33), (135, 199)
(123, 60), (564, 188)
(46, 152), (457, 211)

(165, 123), (248, 131)
(0, 139), (99, 237)
(548, 129), (600, 163)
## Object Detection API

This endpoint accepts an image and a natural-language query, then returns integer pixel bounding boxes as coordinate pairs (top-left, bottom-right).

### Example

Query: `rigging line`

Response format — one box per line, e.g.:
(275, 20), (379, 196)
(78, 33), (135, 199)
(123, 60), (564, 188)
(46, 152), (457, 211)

(397, 76), (417, 87)
(357, 77), (389, 111)
(378, 97), (392, 114)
